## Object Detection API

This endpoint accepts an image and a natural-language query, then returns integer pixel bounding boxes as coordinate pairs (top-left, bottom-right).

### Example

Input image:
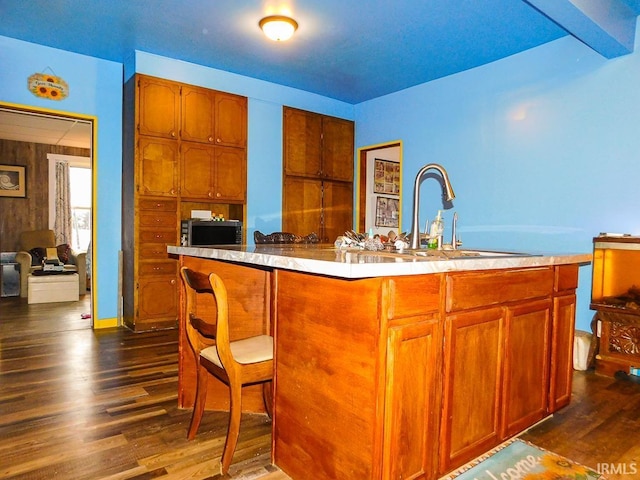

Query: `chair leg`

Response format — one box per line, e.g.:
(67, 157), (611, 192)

(188, 363), (209, 440)
(262, 381), (273, 419)
(220, 381), (243, 475)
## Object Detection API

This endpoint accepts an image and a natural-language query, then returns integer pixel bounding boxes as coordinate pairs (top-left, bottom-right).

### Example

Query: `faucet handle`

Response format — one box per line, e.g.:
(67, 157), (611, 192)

(451, 212), (459, 250)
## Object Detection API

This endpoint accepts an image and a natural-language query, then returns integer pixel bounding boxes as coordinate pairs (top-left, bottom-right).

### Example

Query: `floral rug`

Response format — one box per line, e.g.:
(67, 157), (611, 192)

(440, 438), (604, 480)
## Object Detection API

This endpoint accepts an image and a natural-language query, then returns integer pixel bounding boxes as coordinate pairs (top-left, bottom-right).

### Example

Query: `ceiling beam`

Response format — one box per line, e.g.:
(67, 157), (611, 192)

(524, 0), (639, 58)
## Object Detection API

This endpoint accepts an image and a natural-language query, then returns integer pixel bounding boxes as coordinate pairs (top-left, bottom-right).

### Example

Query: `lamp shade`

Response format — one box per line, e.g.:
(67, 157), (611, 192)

(259, 15), (298, 41)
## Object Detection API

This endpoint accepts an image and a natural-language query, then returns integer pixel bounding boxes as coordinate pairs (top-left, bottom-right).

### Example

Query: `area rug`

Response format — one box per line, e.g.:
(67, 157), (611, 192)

(439, 438), (605, 480)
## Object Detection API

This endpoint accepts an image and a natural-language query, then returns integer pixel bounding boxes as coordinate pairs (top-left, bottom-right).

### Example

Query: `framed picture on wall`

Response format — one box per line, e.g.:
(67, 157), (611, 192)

(373, 158), (400, 195)
(375, 196), (399, 228)
(0, 165), (26, 198)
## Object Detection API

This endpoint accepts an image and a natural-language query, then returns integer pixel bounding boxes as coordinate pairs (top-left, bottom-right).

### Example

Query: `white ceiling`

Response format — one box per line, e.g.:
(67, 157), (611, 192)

(0, 109), (92, 149)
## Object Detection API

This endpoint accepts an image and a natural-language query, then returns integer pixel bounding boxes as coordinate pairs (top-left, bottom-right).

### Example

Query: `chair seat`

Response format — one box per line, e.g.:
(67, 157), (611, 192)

(201, 335), (273, 368)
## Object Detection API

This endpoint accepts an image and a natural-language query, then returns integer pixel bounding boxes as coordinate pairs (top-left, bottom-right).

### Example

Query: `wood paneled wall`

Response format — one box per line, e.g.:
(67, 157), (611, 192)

(0, 139), (90, 253)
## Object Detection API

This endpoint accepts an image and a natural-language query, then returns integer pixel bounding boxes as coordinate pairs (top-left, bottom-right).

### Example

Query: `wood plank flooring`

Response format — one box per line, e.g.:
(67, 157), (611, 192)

(1, 296), (639, 479)
(0, 296), (289, 480)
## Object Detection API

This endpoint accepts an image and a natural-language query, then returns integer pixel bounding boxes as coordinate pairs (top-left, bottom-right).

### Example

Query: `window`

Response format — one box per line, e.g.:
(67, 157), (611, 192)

(70, 166), (91, 252)
(47, 154), (92, 252)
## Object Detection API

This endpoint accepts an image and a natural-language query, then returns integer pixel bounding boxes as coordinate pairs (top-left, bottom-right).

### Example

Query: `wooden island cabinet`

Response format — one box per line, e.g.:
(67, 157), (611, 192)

(171, 246), (589, 479)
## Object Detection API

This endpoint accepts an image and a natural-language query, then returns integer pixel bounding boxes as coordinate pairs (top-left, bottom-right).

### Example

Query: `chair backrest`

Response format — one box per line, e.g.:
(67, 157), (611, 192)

(20, 229), (56, 251)
(179, 267), (233, 369)
(180, 267), (217, 357)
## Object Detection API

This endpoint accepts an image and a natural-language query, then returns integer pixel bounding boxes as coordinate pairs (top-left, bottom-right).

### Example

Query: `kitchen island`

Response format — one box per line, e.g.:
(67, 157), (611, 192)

(168, 244), (590, 480)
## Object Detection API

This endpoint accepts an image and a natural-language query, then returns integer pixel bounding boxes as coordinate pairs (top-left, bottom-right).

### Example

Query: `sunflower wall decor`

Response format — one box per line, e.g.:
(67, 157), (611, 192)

(28, 72), (69, 101)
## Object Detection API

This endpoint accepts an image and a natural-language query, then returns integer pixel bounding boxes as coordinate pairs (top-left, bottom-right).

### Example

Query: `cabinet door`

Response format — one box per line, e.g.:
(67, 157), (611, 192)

(322, 116), (354, 182)
(137, 76), (180, 139)
(549, 293), (576, 412)
(138, 137), (179, 197)
(181, 143), (215, 199)
(214, 92), (247, 147)
(440, 307), (504, 474)
(214, 147), (246, 201)
(322, 180), (353, 243)
(283, 176), (322, 237)
(283, 107), (322, 177)
(137, 273), (178, 324)
(384, 317), (440, 480)
(502, 300), (551, 438)
(181, 85), (215, 144)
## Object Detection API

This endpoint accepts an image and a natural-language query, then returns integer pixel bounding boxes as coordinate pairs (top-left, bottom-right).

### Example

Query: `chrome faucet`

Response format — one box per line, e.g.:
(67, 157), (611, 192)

(409, 163), (456, 250)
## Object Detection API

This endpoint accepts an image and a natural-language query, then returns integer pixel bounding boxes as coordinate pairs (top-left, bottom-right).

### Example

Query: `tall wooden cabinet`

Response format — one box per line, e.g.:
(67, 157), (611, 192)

(282, 107), (354, 243)
(123, 74), (247, 331)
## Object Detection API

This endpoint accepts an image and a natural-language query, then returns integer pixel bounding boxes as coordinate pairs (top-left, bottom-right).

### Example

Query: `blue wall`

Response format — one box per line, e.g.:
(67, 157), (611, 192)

(0, 35), (123, 324)
(356, 27), (640, 331)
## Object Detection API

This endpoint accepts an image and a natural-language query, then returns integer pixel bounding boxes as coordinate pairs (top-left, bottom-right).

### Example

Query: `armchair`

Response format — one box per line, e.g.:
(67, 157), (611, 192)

(15, 229), (87, 298)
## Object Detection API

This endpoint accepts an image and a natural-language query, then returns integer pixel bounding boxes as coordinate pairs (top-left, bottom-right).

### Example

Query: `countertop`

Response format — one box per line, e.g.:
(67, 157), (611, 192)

(168, 244), (592, 279)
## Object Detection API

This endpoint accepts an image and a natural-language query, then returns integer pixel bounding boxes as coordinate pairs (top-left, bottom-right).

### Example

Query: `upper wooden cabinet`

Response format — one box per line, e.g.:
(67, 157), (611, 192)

(137, 76), (180, 139)
(138, 137), (179, 197)
(283, 107), (353, 182)
(284, 108), (322, 177)
(180, 143), (246, 202)
(181, 85), (247, 147)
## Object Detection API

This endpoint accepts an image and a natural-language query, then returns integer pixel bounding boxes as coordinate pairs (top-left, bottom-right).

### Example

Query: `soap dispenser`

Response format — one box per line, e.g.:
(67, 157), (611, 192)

(428, 210), (444, 249)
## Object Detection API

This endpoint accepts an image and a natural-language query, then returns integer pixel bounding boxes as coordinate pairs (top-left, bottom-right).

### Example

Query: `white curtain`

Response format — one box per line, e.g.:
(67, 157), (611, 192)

(54, 160), (72, 245)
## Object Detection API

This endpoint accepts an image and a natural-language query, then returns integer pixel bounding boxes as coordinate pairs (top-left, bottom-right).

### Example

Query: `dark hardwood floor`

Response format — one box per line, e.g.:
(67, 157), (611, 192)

(1, 296), (638, 479)
(0, 296), (288, 480)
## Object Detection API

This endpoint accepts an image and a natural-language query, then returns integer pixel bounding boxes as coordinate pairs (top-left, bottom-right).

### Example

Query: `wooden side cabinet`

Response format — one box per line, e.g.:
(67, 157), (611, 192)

(282, 106), (354, 242)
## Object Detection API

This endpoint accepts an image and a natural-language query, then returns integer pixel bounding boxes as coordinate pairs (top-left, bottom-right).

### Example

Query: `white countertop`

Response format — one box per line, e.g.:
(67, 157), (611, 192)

(168, 245), (592, 279)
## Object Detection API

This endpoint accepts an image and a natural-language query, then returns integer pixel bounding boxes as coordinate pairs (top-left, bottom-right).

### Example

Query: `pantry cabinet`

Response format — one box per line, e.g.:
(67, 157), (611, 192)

(282, 107), (354, 243)
(122, 74), (247, 331)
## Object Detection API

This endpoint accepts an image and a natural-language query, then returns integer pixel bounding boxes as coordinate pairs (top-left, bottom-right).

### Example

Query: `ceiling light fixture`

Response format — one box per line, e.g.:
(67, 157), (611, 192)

(259, 15), (298, 42)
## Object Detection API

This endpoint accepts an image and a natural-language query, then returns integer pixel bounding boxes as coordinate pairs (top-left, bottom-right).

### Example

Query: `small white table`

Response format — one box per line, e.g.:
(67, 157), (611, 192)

(27, 273), (79, 304)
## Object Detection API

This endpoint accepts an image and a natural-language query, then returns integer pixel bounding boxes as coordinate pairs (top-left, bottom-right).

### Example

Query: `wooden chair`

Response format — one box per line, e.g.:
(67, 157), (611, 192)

(179, 267), (274, 475)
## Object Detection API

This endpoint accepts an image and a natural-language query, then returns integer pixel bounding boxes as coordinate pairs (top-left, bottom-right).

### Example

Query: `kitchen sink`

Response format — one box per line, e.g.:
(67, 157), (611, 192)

(405, 248), (540, 259)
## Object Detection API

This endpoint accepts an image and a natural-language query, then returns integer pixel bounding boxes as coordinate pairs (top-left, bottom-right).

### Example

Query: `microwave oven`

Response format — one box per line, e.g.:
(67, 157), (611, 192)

(180, 220), (242, 246)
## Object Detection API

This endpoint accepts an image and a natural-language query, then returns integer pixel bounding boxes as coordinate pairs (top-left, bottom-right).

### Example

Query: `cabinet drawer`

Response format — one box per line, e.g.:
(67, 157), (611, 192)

(139, 198), (177, 212)
(446, 268), (554, 312)
(139, 243), (172, 261)
(138, 211), (176, 228)
(554, 264), (578, 292)
(388, 274), (441, 319)
(139, 262), (177, 276)
(139, 229), (177, 244)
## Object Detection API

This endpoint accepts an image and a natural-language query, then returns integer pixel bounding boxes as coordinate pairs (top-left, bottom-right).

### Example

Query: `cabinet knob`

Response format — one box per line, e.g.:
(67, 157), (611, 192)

(208, 136), (214, 142)
(171, 131), (176, 138)
(170, 279), (176, 285)
(216, 138), (221, 143)
(170, 189), (176, 195)
(216, 192), (221, 198)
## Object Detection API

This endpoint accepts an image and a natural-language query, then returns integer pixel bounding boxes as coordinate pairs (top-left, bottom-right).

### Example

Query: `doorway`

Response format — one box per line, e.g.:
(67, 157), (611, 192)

(0, 104), (95, 325)
(356, 141), (403, 235)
